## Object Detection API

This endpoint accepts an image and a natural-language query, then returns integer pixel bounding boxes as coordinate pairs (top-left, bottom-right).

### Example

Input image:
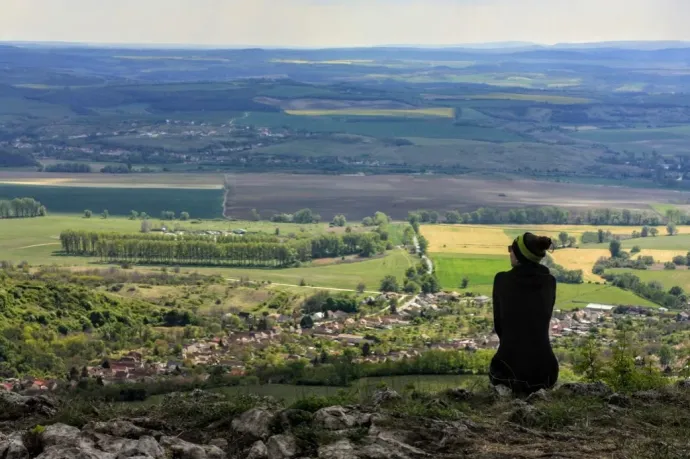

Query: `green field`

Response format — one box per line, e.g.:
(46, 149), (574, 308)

(570, 125), (690, 142)
(608, 268), (690, 292)
(204, 248), (416, 291)
(0, 184), (224, 218)
(594, 234), (690, 250)
(285, 108), (455, 118)
(468, 92), (592, 104)
(0, 215), (415, 291)
(432, 253), (510, 288)
(431, 252), (656, 310)
(244, 112), (525, 142)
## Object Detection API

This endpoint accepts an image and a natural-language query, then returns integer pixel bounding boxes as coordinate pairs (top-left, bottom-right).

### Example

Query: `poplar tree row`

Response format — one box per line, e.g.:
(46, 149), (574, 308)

(0, 198), (46, 219)
(59, 231), (384, 266)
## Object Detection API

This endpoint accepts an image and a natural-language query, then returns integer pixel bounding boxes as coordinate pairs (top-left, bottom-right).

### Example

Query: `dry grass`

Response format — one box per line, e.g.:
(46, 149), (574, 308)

(551, 248), (610, 281)
(422, 225), (512, 255)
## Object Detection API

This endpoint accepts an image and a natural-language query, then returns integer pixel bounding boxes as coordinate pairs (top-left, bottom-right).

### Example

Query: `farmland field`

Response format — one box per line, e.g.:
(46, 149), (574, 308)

(0, 183), (224, 218)
(467, 93), (592, 104)
(592, 234), (690, 250)
(607, 268), (690, 292)
(423, 223), (661, 309)
(284, 108), (455, 118)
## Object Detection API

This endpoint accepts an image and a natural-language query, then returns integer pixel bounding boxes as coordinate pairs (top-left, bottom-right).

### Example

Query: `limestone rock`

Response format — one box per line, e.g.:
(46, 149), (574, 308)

(246, 440), (268, 459)
(492, 384), (512, 398)
(159, 436), (210, 459)
(115, 436), (165, 458)
(525, 388), (549, 404)
(35, 446), (115, 459)
(0, 434), (29, 459)
(209, 438), (228, 450)
(371, 389), (401, 406)
(266, 434), (299, 459)
(317, 439), (358, 459)
(314, 406), (369, 431)
(232, 408), (276, 440)
(40, 424), (84, 449)
(0, 392), (57, 420)
(558, 382), (612, 397)
(83, 420), (151, 439)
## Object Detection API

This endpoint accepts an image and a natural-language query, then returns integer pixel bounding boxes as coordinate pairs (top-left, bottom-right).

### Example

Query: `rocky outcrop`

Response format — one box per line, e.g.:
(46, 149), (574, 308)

(557, 381), (612, 397)
(0, 422), (226, 459)
(231, 408), (276, 441)
(0, 392), (57, 421)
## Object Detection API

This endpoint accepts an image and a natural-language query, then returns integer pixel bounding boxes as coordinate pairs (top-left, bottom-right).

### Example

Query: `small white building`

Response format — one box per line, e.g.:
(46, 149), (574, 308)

(585, 304), (615, 313)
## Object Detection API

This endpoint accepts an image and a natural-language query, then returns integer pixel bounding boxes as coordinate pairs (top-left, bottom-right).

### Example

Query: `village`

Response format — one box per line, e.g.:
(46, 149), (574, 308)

(1, 287), (685, 393)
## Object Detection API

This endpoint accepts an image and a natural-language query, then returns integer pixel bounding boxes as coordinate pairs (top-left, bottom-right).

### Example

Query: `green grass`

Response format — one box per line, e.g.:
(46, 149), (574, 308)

(196, 248), (416, 291)
(608, 268), (690, 292)
(0, 215), (344, 266)
(650, 203), (681, 217)
(431, 252), (656, 310)
(0, 184), (224, 218)
(432, 253), (509, 289)
(595, 234), (690, 250)
(570, 125), (690, 142)
(285, 108), (455, 118)
(243, 112), (525, 142)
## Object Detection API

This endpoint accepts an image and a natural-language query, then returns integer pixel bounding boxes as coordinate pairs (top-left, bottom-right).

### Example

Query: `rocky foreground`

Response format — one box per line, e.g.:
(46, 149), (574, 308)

(0, 381), (689, 459)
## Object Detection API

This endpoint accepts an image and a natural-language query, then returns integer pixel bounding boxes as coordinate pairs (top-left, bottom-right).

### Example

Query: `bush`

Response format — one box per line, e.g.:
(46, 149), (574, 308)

(380, 275), (400, 293)
(673, 255), (687, 266)
(630, 246), (641, 254)
(664, 262), (676, 270)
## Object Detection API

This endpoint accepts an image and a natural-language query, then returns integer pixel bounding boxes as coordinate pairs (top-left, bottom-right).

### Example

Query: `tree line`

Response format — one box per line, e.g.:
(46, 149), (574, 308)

(0, 197), (46, 219)
(60, 230), (384, 266)
(41, 162), (92, 173)
(602, 272), (686, 309)
(409, 206), (672, 226)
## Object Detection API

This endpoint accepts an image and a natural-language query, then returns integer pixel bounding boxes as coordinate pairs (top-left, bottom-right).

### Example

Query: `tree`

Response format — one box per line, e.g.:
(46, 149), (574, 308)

(641, 226), (649, 238)
(362, 217), (374, 227)
(294, 208), (319, 224)
(300, 315), (314, 329)
(667, 223), (678, 236)
(180, 212), (190, 221)
(558, 232), (569, 248)
(650, 227), (659, 237)
(445, 211), (461, 224)
(129, 210), (138, 220)
(84, 210), (92, 219)
(659, 345), (674, 367)
(609, 240), (622, 258)
(161, 211), (175, 220)
(140, 220), (152, 233)
(567, 236), (577, 248)
(460, 276), (469, 289)
(403, 280), (421, 294)
(418, 235), (429, 255)
(356, 282), (366, 294)
(68, 366), (79, 381)
(361, 342), (371, 357)
(250, 209), (261, 221)
(374, 212), (390, 226)
(664, 262), (676, 270)
(673, 255), (686, 266)
(331, 215), (347, 227)
(102, 209), (109, 219)
(631, 246), (641, 254)
(380, 275), (400, 293)
(669, 286), (684, 297)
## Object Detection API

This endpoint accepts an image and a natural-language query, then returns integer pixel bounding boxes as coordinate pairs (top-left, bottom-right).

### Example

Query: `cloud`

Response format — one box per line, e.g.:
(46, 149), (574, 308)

(0, 0), (686, 46)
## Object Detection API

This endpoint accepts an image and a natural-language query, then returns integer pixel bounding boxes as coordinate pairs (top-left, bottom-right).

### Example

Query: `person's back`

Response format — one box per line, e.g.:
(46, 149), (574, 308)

(490, 233), (559, 395)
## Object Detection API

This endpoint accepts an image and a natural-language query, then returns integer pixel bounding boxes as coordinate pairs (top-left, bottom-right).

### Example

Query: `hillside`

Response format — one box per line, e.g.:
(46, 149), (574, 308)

(0, 381), (688, 458)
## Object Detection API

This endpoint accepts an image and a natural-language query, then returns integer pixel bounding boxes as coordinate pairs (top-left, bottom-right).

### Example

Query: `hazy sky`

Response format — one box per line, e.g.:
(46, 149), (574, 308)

(2, 0), (689, 47)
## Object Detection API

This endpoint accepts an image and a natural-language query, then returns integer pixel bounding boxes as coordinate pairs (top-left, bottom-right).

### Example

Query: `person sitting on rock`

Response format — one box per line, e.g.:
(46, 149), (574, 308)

(490, 232), (559, 395)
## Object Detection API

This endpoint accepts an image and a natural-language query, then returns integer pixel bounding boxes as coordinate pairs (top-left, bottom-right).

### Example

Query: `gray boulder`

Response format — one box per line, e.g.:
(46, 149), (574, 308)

(83, 420), (151, 439)
(266, 435), (299, 459)
(318, 439), (358, 459)
(371, 389), (401, 406)
(232, 408), (276, 440)
(525, 389), (548, 404)
(115, 436), (165, 458)
(246, 440), (268, 459)
(0, 433), (29, 459)
(35, 446), (115, 459)
(40, 424), (84, 449)
(159, 436), (226, 459)
(491, 385), (512, 398)
(0, 392), (57, 420)
(314, 406), (370, 431)
(558, 382), (612, 397)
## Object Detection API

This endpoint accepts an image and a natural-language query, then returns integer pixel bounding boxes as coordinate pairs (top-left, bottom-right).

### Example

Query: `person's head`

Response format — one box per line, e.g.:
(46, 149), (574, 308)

(508, 232), (553, 267)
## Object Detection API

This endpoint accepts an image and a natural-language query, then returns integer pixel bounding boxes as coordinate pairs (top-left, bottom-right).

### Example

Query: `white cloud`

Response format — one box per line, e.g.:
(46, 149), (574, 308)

(0, 0), (686, 46)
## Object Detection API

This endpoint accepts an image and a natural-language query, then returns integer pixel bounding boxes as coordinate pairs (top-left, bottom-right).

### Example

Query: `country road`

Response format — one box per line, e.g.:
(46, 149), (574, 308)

(226, 278), (380, 294)
(413, 235), (433, 274)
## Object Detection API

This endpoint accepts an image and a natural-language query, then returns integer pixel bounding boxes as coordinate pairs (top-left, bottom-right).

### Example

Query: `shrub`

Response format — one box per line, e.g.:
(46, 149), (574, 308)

(664, 262), (676, 270)
(630, 246), (641, 254)
(673, 255), (686, 266)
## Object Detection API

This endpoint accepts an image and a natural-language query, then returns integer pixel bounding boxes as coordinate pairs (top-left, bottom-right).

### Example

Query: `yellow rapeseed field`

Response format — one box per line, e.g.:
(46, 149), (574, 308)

(422, 225), (512, 255)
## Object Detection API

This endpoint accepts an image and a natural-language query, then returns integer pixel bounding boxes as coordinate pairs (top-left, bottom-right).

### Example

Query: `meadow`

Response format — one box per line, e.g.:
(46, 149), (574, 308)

(284, 108), (455, 118)
(422, 224), (669, 310)
(467, 92), (592, 104)
(0, 184), (224, 218)
(0, 214), (415, 291)
(607, 268), (690, 292)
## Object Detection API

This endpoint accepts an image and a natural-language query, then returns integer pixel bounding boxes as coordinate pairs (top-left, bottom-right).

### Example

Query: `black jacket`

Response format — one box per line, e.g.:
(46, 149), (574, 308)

(490, 263), (559, 393)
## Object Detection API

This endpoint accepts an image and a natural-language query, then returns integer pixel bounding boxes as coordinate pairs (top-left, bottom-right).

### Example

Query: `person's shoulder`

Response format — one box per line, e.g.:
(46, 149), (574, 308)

(493, 271), (510, 283)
